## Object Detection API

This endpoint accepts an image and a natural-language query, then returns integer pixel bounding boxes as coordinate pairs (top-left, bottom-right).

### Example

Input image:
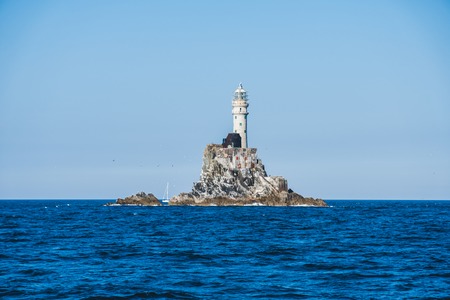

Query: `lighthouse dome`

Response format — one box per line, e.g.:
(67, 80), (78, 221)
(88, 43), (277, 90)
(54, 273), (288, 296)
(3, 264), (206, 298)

(234, 83), (248, 100)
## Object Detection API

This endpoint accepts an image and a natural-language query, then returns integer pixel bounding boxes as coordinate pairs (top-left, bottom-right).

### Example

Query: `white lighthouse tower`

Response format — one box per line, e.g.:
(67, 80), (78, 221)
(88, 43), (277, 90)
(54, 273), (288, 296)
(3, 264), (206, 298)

(232, 83), (249, 148)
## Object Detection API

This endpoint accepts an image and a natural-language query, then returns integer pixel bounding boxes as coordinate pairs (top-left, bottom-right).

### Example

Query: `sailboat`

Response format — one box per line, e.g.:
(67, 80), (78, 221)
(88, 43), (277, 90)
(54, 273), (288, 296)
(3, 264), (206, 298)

(161, 182), (170, 203)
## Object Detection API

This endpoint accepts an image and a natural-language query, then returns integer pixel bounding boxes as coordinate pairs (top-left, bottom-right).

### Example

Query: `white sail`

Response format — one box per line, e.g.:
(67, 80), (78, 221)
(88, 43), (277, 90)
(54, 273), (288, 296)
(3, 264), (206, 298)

(162, 182), (169, 203)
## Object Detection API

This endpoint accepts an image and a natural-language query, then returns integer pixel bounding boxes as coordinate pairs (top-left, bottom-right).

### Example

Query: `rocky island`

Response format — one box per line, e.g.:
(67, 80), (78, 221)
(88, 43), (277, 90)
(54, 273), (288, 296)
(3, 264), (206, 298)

(169, 84), (326, 207)
(106, 192), (162, 206)
(114, 84), (326, 207)
(169, 144), (327, 207)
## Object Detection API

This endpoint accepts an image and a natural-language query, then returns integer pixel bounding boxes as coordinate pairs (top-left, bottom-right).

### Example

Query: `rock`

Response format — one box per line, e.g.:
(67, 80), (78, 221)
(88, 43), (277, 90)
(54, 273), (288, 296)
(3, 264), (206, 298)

(106, 192), (162, 206)
(169, 144), (327, 207)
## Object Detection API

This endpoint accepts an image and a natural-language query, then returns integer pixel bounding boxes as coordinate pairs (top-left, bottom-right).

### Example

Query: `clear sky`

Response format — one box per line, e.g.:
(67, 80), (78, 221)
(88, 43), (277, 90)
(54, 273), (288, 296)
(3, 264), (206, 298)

(1, 0), (449, 200)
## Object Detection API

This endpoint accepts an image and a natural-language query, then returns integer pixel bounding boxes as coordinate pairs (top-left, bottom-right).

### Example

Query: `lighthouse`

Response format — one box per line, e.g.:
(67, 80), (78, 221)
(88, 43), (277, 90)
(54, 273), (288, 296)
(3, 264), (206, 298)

(232, 83), (249, 148)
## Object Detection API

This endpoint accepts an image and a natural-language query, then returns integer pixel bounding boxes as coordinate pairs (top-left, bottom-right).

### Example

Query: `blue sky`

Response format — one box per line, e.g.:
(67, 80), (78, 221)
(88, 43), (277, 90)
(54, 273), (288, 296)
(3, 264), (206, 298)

(1, 0), (449, 199)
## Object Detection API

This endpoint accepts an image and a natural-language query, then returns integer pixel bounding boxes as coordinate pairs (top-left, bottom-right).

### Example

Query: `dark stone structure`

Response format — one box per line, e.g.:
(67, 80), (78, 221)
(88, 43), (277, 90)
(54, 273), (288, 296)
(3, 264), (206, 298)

(222, 133), (242, 148)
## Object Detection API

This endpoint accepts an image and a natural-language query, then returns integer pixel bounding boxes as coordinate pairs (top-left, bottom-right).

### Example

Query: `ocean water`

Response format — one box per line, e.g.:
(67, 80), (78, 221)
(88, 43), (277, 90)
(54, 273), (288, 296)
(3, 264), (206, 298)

(0, 200), (449, 299)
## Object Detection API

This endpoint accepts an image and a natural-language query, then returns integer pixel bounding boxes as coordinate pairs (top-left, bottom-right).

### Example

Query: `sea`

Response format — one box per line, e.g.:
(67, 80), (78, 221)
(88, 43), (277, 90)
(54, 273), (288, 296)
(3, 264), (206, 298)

(0, 200), (449, 299)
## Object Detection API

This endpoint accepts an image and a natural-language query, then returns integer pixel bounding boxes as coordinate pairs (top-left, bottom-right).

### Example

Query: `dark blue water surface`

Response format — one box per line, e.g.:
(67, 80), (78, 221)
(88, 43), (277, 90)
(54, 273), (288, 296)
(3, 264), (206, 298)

(0, 200), (449, 299)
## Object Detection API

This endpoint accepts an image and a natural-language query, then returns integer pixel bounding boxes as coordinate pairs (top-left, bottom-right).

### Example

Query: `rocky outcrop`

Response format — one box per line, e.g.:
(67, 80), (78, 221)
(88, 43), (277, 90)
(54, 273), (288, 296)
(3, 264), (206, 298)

(169, 144), (327, 207)
(106, 192), (162, 206)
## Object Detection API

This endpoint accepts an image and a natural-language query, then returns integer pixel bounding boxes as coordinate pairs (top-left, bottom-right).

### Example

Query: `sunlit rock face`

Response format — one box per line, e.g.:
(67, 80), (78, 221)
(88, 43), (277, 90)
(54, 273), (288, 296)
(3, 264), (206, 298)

(169, 144), (327, 207)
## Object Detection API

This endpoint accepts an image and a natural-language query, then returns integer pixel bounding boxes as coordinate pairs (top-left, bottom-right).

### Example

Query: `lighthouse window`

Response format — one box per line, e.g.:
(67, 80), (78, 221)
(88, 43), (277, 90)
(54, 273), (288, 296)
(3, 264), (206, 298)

(235, 116), (237, 119)
(239, 123), (242, 126)
(244, 130), (246, 133)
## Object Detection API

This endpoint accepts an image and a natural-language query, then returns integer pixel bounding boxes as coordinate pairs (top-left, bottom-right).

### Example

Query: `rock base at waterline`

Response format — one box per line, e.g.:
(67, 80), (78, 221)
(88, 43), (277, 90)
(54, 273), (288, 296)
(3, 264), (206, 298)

(169, 191), (327, 207)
